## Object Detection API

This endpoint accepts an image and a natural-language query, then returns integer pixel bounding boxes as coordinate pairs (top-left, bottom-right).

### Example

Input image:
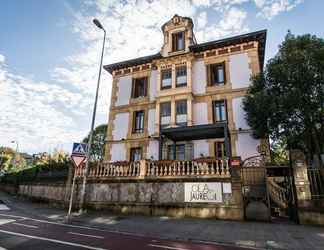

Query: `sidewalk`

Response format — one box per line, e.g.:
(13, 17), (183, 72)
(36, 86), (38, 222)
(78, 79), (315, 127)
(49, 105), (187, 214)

(1, 191), (324, 250)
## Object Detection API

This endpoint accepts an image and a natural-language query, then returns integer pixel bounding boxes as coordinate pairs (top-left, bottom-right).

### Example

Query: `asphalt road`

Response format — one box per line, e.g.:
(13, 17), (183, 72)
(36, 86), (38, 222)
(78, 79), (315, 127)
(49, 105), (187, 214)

(0, 201), (250, 250)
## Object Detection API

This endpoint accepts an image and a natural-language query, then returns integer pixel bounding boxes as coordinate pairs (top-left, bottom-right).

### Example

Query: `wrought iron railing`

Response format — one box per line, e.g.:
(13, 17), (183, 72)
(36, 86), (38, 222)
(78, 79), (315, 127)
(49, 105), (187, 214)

(307, 168), (324, 199)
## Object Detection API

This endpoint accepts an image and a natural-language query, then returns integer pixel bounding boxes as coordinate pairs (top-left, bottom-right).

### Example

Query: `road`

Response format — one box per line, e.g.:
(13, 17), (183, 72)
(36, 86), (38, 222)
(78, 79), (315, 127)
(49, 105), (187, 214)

(0, 201), (251, 250)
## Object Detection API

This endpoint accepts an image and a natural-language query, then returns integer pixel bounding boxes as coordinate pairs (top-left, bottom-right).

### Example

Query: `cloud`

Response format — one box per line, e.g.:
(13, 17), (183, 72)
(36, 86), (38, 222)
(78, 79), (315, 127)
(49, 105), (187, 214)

(254, 0), (304, 19)
(1, 0), (305, 153)
(0, 53), (87, 153)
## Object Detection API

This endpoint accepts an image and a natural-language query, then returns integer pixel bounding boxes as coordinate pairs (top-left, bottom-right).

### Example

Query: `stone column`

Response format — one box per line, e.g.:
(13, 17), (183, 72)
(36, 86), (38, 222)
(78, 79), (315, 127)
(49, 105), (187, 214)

(139, 159), (147, 179)
(155, 101), (160, 134)
(171, 64), (176, 89)
(230, 166), (245, 220)
(171, 96), (176, 127)
(291, 150), (311, 201)
(187, 97), (192, 126)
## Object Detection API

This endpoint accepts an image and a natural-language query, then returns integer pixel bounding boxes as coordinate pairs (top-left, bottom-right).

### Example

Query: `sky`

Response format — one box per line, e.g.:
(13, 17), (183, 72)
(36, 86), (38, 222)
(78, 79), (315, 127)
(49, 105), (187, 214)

(0, 0), (323, 154)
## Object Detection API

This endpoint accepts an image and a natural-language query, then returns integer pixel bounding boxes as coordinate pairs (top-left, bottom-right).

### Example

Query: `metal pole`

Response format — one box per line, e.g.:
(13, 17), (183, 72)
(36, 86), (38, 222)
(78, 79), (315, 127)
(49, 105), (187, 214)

(79, 29), (106, 213)
(67, 167), (76, 220)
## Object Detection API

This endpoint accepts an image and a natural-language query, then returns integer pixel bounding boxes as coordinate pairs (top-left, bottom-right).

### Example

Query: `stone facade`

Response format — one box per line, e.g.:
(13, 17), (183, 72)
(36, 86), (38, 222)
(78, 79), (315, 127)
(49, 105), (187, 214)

(104, 15), (268, 162)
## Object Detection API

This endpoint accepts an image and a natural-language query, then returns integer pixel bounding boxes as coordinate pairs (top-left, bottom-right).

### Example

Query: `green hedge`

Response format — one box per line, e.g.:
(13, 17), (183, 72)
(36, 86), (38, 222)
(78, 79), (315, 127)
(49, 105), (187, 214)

(0, 160), (71, 185)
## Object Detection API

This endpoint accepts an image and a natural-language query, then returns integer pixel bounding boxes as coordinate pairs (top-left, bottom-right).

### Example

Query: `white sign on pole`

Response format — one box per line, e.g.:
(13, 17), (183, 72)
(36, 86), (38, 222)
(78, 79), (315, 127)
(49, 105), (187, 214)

(184, 182), (223, 203)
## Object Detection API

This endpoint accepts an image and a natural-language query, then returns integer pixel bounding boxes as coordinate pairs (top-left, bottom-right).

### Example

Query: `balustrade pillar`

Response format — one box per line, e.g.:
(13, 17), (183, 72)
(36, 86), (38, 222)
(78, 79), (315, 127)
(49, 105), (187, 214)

(139, 160), (148, 178)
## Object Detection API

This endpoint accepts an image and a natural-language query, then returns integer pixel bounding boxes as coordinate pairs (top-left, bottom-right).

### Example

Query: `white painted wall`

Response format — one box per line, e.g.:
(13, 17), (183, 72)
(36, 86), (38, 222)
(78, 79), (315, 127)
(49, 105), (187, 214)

(232, 97), (249, 130)
(236, 133), (259, 160)
(147, 140), (159, 160)
(148, 108), (155, 136)
(150, 70), (157, 101)
(192, 59), (206, 94)
(112, 112), (129, 140)
(193, 140), (209, 158)
(111, 143), (126, 161)
(193, 102), (208, 125)
(229, 53), (252, 89)
(115, 75), (132, 106)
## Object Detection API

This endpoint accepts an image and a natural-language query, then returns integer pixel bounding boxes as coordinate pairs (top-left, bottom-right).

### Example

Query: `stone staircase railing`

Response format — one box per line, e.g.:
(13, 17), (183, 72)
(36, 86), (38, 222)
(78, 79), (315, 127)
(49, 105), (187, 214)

(267, 178), (288, 209)
(75, 159), (230, 179)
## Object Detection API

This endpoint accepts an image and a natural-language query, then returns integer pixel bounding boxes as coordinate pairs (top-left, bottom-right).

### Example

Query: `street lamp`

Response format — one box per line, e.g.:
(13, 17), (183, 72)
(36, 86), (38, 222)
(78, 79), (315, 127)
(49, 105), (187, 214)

(79, 19), (106, 213)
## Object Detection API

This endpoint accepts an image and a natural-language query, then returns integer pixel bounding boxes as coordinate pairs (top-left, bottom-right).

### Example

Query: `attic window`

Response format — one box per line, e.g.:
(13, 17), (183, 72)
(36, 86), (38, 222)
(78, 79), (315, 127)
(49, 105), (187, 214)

(172, 31), (185, 51)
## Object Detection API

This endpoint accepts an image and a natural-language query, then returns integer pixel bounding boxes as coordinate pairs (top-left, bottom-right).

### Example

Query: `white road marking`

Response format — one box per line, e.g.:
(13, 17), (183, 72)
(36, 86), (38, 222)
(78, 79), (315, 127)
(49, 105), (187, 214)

(68, 231), (104, 239)
(12, 222), (38, 229)
(0, 229), (109, 250)
(0, 219), (15, 225)
(148, 244), (189, 250)
(0, 213), (108, 232)
(0, 213), (143, 237)
(0, 205), (10, 211)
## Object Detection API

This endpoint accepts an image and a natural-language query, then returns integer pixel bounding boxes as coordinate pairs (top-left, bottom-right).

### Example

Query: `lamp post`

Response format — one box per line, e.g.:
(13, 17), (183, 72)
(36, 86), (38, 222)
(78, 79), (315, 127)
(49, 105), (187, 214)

(79, 19), (106, 213)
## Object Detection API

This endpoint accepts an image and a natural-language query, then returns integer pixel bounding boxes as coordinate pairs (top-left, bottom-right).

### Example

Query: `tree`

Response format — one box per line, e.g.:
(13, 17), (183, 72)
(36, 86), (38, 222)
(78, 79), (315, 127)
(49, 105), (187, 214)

(83, 124), (107, 161)
(243, 32), (324, 165)
(0, 147), (26, 172)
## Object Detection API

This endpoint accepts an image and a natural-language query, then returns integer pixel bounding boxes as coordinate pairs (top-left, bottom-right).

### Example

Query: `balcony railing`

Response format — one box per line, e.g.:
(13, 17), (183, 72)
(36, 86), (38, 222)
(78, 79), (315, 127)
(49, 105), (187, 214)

(75, 158), (231, 179)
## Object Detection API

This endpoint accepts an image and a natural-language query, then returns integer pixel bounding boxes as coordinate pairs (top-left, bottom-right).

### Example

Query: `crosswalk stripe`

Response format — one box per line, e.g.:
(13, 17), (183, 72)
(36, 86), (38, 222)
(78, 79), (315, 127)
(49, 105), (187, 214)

(0, 204), (10, 211)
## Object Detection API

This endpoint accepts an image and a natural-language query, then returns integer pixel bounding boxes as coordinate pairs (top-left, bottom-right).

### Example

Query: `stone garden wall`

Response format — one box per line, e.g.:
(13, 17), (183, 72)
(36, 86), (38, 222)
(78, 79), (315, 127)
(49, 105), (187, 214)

(6, 178), (244, 220)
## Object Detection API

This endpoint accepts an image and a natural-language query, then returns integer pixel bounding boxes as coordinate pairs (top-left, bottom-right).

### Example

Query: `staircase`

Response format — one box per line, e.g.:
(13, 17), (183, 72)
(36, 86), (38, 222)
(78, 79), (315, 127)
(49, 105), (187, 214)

(267, 178), (289, 209)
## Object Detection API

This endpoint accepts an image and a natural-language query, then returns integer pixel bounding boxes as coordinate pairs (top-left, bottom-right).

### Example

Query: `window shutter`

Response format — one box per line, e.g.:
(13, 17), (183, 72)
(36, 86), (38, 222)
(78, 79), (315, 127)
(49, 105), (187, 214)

(131, 78), (135, 98)
(224, 99), (228, 121)
(206, 64), (211, 86)
(222, 62), (226, 84)
(144, 77), (148, 97)
(172, 34), (177, 51)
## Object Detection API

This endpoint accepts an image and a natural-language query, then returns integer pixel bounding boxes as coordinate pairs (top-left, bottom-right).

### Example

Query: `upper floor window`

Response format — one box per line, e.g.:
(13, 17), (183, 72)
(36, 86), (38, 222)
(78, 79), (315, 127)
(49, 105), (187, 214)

(130, 147), (142, 161)
(176, 66), (187, 87)
(172, 31), (185, 51)
(176, 100), (187, 126)
(208, 62), (225, 86)
(132, 77), (147, 98)
(160, 102), (171, 128)
(161, 69), (172, 89)
(133, 110), (144, 133)
(213, 100), (227, 122)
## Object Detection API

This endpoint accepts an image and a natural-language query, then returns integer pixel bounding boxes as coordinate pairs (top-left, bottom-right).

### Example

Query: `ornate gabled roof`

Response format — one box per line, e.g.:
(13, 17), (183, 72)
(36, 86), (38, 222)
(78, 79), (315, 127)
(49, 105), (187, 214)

(104, 29), (267, 74)
(161, 14), (194, 31)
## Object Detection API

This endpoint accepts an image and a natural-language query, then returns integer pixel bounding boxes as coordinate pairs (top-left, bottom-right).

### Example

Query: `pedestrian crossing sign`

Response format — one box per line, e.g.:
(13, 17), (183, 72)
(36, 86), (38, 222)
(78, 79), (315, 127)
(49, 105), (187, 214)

(72, 143), (88, 156)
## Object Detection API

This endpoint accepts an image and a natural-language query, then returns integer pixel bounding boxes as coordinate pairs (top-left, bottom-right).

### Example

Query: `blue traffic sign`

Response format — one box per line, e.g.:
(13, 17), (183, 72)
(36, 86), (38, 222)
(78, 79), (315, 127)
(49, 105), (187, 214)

(72, 143), (88, 156)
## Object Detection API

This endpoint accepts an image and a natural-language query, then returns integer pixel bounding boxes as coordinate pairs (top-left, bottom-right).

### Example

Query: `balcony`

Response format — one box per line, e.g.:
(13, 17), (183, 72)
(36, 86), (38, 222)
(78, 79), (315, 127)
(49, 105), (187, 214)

(75, 158), (231, 180)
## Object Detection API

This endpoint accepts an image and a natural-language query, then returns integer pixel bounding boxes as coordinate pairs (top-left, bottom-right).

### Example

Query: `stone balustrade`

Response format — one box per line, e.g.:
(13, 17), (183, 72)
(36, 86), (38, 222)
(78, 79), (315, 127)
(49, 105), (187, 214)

(75, 158), (231, 179)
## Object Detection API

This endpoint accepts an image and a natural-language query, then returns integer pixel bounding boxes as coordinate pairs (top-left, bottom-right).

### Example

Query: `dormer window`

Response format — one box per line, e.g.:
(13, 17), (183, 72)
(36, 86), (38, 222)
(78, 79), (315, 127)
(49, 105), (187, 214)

(172, 31), (185, 51)
(132, 77), (147, 98)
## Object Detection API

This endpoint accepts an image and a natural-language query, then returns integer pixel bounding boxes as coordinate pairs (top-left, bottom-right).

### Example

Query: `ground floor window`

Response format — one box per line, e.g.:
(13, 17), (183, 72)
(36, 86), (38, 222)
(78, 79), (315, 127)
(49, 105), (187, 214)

(168, 144), (185, 160)
(130, 147), (142, 161)
(215, 141), (226, 159)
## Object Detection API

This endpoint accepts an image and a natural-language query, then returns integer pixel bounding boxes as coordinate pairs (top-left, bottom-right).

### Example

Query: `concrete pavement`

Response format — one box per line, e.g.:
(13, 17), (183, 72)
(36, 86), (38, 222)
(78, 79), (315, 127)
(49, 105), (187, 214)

(0, 191), (324, 249)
